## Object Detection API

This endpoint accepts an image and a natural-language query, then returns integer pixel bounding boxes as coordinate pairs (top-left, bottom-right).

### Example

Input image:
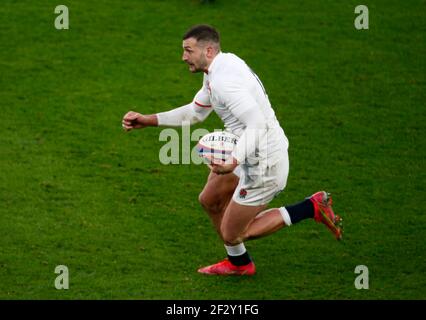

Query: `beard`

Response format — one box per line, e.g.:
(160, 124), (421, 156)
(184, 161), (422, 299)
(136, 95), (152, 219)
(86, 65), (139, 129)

(188, 54), (208, 73)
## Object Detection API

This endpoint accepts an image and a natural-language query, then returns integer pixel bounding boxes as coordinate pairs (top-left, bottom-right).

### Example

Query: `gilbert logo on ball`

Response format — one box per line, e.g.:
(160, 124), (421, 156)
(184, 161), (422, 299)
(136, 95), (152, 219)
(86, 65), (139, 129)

(196, 131), (238, 164)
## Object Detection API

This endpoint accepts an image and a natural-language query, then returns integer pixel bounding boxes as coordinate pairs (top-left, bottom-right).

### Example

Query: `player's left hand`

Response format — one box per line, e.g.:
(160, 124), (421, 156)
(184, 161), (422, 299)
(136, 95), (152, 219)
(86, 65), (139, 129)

(207, 156), (239, 175)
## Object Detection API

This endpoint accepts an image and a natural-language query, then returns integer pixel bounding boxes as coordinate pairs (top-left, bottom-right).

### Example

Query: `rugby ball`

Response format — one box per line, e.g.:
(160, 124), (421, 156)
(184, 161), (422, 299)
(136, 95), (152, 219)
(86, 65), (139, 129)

(196, 131), (238, 163)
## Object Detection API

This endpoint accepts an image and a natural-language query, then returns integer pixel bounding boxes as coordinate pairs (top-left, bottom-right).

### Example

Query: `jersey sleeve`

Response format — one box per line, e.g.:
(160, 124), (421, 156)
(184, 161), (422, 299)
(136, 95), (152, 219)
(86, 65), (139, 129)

(193, 77), (212, 109)
(217, 81), (268, 163)
(156, 80), (213, 126)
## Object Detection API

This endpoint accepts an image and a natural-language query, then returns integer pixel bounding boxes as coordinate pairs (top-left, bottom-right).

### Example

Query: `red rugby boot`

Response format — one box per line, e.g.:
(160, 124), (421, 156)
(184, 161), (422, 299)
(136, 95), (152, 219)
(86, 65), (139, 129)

(309, 191), (343, 240)
(198, 258), (256, 276)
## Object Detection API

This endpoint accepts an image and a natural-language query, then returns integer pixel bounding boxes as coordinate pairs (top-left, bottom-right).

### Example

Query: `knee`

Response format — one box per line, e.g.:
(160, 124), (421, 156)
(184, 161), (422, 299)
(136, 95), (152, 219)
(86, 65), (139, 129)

(198, 191), (210, 209)
(199, 191), (222, 214)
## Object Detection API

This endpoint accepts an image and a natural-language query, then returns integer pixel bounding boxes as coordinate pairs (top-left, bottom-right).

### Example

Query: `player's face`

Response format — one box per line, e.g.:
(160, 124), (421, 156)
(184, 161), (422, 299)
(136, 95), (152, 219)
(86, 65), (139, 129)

(182, 38), (208, 73)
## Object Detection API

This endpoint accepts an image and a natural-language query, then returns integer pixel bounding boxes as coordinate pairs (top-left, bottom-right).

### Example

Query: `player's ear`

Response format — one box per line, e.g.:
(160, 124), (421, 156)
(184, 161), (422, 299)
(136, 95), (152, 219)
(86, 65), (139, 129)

(206, 45), (214, 58)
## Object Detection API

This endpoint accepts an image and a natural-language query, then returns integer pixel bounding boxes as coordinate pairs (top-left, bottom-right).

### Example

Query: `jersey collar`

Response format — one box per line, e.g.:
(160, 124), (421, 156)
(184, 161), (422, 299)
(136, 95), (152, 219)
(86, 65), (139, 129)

(206, 51), (223, 75)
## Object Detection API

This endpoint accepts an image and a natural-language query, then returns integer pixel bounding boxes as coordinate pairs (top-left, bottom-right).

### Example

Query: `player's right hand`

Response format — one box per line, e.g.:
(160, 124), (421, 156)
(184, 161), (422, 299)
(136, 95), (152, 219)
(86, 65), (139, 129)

(122, 111), (147, 131)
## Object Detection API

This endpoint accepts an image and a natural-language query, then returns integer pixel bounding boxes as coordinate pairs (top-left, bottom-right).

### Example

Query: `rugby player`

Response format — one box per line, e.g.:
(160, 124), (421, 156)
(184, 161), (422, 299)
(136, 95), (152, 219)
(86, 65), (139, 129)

(122, 25), (342, 276)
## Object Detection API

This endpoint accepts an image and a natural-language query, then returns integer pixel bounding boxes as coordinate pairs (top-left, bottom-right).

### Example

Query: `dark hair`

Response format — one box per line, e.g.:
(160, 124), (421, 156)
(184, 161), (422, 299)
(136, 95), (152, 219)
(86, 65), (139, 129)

(182, 24), (220, 44)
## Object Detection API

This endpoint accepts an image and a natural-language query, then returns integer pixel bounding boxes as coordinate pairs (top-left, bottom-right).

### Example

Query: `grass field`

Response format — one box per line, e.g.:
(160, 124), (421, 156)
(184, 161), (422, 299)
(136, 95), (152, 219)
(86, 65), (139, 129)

(0, 0), (425, 299)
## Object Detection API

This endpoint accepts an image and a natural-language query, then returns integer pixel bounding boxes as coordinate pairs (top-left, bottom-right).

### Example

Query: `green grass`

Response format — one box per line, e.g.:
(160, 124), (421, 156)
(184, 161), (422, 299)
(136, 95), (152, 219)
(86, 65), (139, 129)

(0, 0), (425, 299)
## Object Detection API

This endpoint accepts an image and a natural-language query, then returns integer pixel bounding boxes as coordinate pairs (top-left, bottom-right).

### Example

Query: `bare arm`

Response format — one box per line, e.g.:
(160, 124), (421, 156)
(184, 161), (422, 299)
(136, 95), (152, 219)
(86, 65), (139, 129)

(122, 112), (158, 131)
(122, 102), (212, 132)
(122, 81), (212, 131)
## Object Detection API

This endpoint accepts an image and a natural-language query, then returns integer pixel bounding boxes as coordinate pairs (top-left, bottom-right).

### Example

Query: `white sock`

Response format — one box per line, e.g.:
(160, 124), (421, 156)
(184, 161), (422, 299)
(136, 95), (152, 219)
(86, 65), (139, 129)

(279, 207), (292, 226)
(224, 243), (247, 256)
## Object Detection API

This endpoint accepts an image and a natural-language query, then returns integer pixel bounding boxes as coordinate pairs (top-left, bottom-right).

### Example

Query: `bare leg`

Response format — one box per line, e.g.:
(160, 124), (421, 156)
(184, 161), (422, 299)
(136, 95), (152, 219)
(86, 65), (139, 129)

(220, 200), (268, 245)
(242, 208), (286, 241)
(198, 170), (239, 239)
(221, 203), (288, 244)
(198, 200), (286, 275)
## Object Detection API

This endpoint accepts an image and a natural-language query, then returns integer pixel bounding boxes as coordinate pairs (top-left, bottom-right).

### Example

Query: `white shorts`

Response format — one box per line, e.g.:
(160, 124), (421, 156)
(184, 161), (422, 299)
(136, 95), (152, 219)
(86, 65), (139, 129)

(232, 150), (289, 206)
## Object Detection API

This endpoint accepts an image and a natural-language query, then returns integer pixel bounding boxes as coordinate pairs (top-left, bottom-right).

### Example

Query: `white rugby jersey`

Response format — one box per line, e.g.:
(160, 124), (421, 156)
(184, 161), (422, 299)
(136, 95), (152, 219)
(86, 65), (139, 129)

(157, 52), (289, 165)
